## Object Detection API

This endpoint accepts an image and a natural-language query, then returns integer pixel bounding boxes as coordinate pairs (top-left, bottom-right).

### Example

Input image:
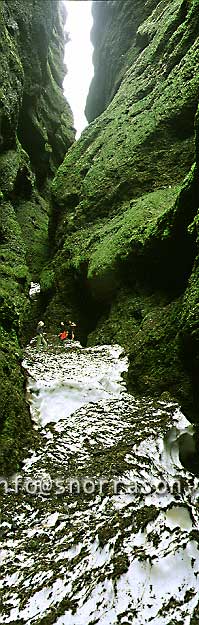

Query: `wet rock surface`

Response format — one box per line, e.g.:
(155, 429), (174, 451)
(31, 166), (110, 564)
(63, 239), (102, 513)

(1, 342), (199, 624)
(46, 0), (199, 418)
(0, 0), (74, 473)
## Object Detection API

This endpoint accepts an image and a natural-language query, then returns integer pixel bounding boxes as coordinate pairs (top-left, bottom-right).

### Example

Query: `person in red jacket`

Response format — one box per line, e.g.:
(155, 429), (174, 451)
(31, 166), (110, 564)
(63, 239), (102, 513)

(58, 320), (77, 341)
(58, 322), (68, 341)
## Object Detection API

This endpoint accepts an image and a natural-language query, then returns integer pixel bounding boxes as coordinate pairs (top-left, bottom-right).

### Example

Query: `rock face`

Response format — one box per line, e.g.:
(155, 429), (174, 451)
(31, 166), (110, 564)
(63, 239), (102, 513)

(0, 0), (74, 472)
(48, 0), (199, 421)
(86, 0), (165, 123)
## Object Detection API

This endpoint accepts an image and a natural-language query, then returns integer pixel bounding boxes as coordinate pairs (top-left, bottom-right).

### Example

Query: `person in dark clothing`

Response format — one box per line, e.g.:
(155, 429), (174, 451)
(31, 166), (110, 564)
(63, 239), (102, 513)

(71, 322), (76, 339)
(65, 320), (76, 340)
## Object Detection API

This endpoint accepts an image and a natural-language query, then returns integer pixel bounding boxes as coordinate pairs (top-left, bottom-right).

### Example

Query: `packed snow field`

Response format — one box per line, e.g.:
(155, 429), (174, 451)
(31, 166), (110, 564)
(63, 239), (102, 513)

(0, 338), (199, 624)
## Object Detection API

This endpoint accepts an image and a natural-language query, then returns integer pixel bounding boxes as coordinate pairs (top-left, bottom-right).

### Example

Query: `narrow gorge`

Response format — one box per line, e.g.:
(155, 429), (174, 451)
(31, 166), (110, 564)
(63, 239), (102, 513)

(0, 0), (74, 471)
(0, 1), (199, 623)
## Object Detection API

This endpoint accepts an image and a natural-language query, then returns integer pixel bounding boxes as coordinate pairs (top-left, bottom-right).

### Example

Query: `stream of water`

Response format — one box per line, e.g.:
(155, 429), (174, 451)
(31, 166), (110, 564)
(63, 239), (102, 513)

(0, 337), (199, 624)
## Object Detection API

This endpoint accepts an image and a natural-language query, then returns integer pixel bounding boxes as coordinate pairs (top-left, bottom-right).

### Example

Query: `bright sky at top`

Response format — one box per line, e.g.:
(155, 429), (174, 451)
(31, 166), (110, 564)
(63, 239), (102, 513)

(63, 1), (94, 138)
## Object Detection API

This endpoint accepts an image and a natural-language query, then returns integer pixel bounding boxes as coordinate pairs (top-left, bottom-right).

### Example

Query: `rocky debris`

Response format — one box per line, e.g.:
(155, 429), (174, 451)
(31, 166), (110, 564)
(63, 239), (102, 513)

(1, 342), (199, 624)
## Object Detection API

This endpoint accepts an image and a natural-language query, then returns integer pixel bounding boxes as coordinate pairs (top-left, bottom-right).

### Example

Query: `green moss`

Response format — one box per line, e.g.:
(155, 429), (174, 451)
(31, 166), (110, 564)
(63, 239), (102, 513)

(0, 327), (35, 474)
(48, 0), (199, 416)
(15, 194), (50, 277)
(51, 185), (179, 274)
(40, 268), (55, 292)
(0, 0), (74, 473)
(53, 0), (198, 225)
(87, 186), (179, 283)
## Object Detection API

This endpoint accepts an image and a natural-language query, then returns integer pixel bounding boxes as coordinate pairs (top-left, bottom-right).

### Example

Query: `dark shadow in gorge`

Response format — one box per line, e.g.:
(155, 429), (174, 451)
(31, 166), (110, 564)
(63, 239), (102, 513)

(72, 263), (111, 347)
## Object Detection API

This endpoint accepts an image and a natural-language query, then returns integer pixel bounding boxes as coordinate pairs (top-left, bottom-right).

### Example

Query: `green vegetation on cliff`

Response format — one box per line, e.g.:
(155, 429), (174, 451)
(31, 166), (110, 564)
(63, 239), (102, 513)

(1, 0), (199, 471)
(0, 0), (74, 473)
(48, 0), (199, 419)
(86, 0), (164, 122)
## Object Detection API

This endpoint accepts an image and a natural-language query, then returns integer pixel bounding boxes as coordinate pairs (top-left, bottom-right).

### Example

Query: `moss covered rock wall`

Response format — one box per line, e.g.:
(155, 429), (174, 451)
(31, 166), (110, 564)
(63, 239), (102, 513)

(0, 0), (74, 473)
(85, 0), (163, 122)
(48, 0), (199, 419)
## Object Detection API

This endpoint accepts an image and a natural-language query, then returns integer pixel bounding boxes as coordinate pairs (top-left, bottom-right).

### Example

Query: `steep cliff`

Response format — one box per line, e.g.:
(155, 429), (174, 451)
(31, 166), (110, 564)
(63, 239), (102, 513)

(0, 0), (74, 472)
(86, 0), (165, 122)
(48, 0), (199, 420)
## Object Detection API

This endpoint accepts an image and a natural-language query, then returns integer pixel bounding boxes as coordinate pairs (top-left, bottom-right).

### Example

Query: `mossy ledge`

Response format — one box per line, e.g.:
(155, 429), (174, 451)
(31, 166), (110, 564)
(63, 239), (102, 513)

(0, 0), (75, 473)
(47, 0), (199, 421)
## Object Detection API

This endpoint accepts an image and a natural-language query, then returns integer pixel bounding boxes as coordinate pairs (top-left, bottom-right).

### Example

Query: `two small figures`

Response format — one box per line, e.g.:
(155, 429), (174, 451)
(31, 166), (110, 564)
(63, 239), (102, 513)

(58, 320), (76, 341)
